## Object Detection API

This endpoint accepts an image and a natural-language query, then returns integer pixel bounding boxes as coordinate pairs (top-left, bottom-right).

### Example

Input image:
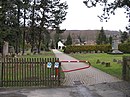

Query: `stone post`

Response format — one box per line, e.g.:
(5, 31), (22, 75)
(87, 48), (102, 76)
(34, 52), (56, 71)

(3, 41), (9, 57)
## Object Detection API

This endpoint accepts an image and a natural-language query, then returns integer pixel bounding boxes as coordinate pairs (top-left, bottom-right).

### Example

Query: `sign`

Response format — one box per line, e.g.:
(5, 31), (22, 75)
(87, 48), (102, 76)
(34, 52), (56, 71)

(47, 62), (52, 68)
(54, 62), (59, 68)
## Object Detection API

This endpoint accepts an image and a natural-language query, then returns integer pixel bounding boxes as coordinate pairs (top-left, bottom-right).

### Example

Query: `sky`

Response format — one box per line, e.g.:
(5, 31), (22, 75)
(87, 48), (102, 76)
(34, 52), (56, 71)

(60, 0), (129, 31)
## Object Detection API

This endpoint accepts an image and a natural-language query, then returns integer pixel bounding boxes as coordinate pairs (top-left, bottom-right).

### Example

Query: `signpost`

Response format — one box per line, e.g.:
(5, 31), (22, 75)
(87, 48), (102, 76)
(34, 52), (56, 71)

(47, 62), (52, 68)
(54, 62), (59, 68)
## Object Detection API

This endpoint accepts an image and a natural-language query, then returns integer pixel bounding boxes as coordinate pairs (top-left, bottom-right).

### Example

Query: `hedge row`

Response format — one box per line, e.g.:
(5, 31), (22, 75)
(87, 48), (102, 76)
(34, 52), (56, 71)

(64, 43), (130, 54)
(64, 45), (111, 53)
(119, 43), (130, 53)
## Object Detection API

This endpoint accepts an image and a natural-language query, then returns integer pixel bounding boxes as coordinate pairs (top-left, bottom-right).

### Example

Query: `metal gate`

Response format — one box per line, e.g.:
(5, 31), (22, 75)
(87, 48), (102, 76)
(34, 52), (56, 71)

(0, 58), (62, 87)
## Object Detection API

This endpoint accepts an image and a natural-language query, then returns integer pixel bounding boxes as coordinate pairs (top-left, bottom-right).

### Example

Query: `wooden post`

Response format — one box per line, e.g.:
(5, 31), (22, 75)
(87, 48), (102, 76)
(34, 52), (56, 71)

(0, 58), (4, 87)
(58, 62), (61, 86)
(122, 56), (130, 81)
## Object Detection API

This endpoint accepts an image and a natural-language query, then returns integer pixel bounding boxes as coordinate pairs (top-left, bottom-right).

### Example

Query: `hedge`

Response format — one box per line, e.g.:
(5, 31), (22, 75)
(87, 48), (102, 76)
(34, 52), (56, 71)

(64, 44), (111, 53)
(119, 43), (130, 53)
(64, 43), (130, 54)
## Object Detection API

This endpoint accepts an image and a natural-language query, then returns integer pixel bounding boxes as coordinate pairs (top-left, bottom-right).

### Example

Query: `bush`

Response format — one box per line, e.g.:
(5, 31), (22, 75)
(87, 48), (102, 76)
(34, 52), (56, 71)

(64, 44), (111, 53)
(119, 43), (130, 53)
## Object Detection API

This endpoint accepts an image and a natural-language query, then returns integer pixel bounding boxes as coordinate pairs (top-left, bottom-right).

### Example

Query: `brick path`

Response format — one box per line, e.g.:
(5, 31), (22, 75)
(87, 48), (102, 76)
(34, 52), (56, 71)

(52, 49), (121, 86)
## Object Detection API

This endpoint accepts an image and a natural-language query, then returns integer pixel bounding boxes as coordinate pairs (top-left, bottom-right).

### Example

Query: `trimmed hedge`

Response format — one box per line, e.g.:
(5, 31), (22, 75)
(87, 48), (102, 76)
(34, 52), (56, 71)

(64, 45), (111, 53)
(64, 43), (130, 54)
(119, 43), (130, 53)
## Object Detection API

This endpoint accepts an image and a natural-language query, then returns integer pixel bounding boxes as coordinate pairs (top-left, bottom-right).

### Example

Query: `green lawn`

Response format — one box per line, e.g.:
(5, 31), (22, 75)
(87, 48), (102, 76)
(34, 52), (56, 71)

(19, 51), (55, 58)
(70, 53), (130, 79)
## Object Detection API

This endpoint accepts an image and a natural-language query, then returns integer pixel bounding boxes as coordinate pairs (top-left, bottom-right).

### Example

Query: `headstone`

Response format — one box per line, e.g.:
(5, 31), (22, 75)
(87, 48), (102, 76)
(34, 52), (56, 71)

(117, 60), (123, 64)
(113, 59), (117, 62)
(110, 35), (123, 54)
(9, 46), (15, 54)
(101, 61), (105, 65)
(3, 41), (9, 57)
(96, 59), (100, 64)
(105, 62), (110, 67)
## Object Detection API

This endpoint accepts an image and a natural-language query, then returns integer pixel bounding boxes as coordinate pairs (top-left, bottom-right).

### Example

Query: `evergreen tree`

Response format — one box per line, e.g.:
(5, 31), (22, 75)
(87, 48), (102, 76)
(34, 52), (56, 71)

(22, 0), (30, 55)
(0, 0), (68, 54)
(51, 40), (55, 49)
(66, 34), (72, 45)
(0, 0), (22, 54)
(50, 0), (68, 48)
(109, 35), (112, 45)
(96, 27), (107, 45)
(78, 35), (82, 45)
(121, 31), (129, 43)
(54, 32), (61, 49)
(50, 0), (68, 29)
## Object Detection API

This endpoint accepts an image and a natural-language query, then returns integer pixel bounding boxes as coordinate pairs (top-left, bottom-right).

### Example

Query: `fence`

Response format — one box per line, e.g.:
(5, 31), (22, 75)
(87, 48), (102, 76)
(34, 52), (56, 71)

(0, 58), (62, 87)
(122, 56), (130, 81)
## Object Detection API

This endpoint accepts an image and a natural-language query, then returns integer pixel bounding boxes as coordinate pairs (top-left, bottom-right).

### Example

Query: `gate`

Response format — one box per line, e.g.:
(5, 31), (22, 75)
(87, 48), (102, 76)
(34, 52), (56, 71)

(0, 58), (61, 87)
(122, 56), (130, 81)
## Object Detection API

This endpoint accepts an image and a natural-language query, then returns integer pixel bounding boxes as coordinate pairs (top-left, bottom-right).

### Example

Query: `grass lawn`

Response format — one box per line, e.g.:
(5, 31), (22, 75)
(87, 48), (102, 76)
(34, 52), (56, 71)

(70, 53), (130, 79)
(19, 51), (55, 58)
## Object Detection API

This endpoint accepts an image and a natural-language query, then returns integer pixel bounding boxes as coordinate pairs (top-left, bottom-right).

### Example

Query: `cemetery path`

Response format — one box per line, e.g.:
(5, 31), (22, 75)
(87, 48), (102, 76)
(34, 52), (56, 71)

(52, 49), (121, 86)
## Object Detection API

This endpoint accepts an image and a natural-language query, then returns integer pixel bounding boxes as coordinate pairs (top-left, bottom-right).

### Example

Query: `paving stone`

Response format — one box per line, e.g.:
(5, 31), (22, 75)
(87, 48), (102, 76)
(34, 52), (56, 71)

(53, 49), (130, 97)
(53, 49), (121, 86)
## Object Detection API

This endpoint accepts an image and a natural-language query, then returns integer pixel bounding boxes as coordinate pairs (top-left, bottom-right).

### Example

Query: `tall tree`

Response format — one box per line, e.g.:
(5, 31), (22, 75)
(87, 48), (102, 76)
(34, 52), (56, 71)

(50, 0), (68, 29)
(0, 0), (22, 54)
(0, 0), (68, 54)
(96, 27), (108, 44)
(66, 34), (72, 45)
(22, 0), (30, 55)
(121, 31), (129, 43)
(109, 35), (113, 45)
(0, 0), (7, 46)
(50, 0), (68, 48)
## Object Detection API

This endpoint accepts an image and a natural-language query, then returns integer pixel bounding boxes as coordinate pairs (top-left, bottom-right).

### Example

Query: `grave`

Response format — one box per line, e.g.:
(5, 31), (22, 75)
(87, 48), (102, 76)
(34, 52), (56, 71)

(109, 35), (123, 54)
(3, 41), (9, 57)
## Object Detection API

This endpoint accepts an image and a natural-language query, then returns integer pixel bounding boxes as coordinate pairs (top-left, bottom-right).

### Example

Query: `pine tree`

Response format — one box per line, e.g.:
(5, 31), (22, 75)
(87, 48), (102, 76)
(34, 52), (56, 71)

(0, 0), (68, 54)
(22, 0), (30, 55)
(66, 34), (72, 45)
(51, 40), (55, 49)
(96, 27), (107, 45)
(121, 31), (129, 43)
(109, 36), (112, 45)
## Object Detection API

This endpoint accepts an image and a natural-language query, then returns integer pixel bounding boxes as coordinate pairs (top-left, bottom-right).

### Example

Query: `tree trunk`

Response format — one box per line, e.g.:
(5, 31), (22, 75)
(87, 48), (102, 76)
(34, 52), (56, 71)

(30, 0), (36, 53)
(38, 31), (42, 53)
(22, 8), (26, 55)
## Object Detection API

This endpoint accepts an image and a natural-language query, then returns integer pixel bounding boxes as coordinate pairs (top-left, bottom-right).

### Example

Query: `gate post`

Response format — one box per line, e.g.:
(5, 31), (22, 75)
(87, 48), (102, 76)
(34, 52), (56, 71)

(0, 58), (4, 87)
(58, 62), (61, 86)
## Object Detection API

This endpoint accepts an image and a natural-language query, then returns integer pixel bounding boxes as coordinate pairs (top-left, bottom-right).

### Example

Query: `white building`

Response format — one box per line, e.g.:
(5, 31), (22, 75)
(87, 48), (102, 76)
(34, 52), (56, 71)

(58, 41), (65, 50)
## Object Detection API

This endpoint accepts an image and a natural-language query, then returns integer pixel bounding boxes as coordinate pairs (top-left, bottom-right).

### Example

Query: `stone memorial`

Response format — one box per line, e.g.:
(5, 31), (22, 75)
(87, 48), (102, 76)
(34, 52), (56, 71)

(3, 41), (9, 57)
(110, 34), (123, 54)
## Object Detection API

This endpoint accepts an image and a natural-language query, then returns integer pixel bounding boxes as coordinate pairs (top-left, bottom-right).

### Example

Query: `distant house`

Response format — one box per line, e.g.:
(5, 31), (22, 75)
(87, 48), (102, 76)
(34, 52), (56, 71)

(58, 41), (65, 50)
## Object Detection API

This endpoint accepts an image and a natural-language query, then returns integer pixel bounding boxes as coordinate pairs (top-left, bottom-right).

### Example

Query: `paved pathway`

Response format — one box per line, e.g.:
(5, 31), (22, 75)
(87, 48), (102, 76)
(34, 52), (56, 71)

(0, 50), (129, 97)
(52, 49), (121, 86)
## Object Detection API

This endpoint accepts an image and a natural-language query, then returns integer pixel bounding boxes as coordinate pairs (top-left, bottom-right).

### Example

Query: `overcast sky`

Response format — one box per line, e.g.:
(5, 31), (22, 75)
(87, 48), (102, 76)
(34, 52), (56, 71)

(60, 0), (129, 31)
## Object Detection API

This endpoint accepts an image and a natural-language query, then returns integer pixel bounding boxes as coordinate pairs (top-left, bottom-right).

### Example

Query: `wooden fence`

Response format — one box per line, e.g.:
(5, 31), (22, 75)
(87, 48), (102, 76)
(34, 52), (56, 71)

(0, 58), (62, 87)
(122, 56), (130, 81)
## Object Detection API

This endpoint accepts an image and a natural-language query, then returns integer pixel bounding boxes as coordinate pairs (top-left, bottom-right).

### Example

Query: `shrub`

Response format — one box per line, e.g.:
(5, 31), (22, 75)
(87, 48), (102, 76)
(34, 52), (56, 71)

(64, 44), (111, 53)
(119, 43), (130, 53)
